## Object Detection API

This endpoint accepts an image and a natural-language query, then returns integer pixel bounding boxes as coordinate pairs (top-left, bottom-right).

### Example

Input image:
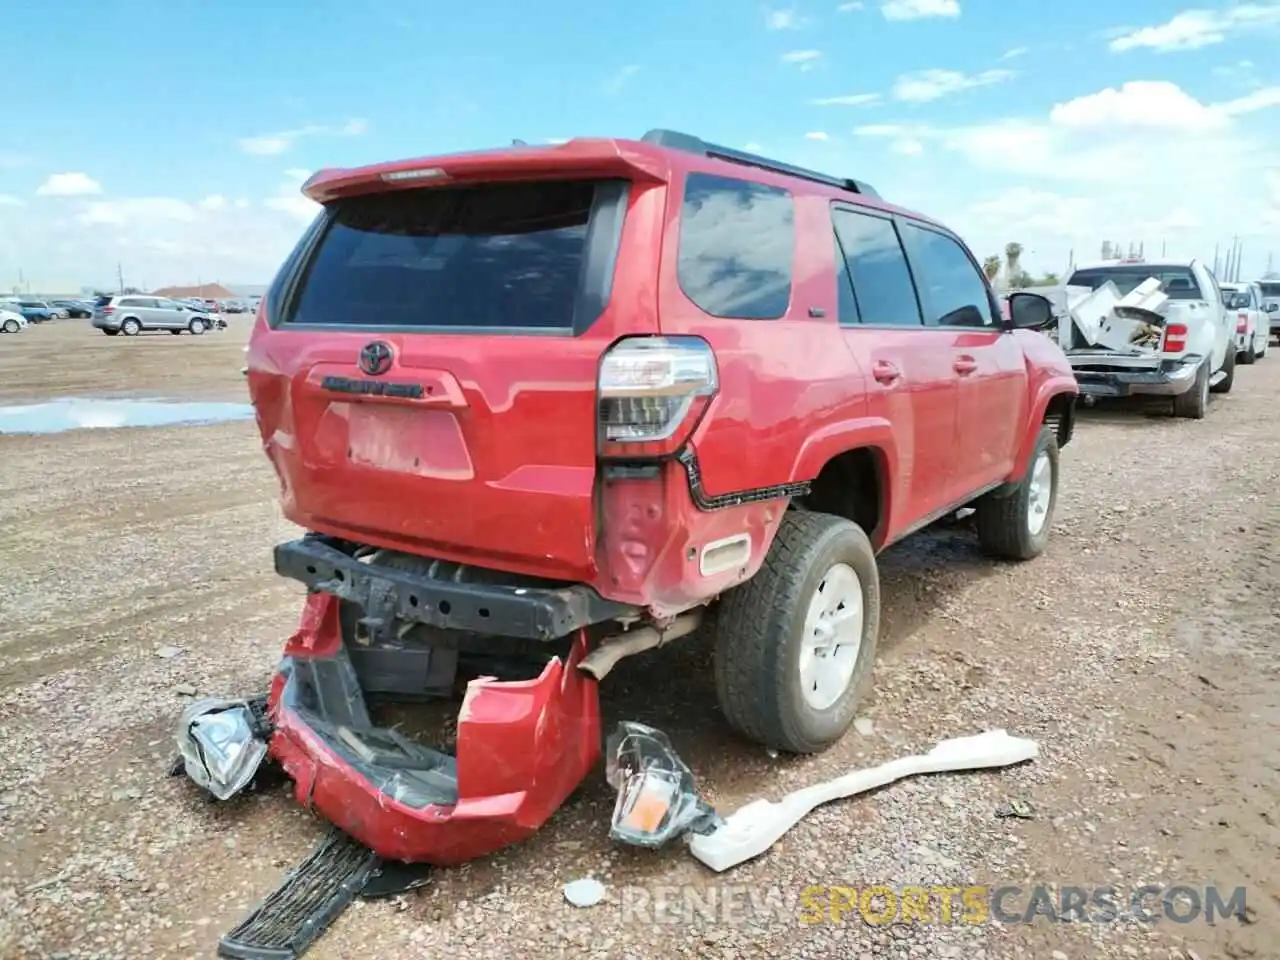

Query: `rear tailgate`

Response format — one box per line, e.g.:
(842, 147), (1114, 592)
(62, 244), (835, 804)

(249, 163), (665, 581)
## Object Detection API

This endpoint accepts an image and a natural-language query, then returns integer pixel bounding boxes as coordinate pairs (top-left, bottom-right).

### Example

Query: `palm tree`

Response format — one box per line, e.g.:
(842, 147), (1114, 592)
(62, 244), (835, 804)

(982, 255), (1001, 282)
(1004, 243), (1023, 280)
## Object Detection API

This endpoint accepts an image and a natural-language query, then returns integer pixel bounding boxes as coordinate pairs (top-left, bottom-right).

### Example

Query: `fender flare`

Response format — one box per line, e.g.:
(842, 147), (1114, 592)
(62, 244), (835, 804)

(1010, 376), (1077, 483)
(788, 417), (899, 536)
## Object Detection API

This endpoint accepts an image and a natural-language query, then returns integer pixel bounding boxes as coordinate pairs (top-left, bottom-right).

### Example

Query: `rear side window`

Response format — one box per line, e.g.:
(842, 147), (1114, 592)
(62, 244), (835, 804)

(283, 180), (620, 331)
(677, 172), (794, 319)
(1067, 266), (1203, 300)
(901, 223), (996, 328)
(832, 208), (922, 326)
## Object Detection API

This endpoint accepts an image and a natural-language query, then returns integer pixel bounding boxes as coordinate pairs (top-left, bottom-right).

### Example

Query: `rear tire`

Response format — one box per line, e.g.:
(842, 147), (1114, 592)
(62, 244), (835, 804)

(1239, 346), (1256, 365)
(1211, 346), (1235, 394)
(713, 511), (880, 755)
(1173, 361), (1209, 419)
(169, 329), (182, 335)
(103, 329), (119, 337)
(976, 426), (1059, 561)
(121, 318), (141, 336)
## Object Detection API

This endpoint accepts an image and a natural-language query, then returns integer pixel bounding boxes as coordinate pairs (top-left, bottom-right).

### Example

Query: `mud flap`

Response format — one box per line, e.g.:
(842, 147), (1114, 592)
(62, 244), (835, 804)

(218, 826), (378, 960)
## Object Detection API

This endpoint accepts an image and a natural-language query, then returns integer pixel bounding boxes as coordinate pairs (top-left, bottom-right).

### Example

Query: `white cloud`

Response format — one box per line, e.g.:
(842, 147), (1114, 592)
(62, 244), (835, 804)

(892, 68), (1014, 102)
(264, 169), (321, 223)
(810, 92), (881, 105)
(1001, 46), (1029, 59)
(198, 194), (228, 212)
(36, 172), (103, 197)
(837, 1), (864, 9)
(0, 194), (22, 206)
(845, 77), (1280, 275)
(78, 198), (198, 227)
(881, 0), (959, 21)
(781, 49), (823, 70)
(805, 131), (831, 140)
(237, 119), (369, 156)
(1108, 4), (1280, 53)
(766, 8), (809, 28)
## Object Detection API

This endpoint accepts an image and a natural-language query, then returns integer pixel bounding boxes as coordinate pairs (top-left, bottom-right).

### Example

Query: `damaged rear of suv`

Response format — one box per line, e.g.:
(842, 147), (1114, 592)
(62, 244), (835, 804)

(245, 129), (1077, 864)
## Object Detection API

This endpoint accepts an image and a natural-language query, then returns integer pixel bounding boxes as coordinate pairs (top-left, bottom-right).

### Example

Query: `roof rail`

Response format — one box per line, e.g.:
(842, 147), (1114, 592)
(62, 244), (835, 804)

(640, 128), (880, 199)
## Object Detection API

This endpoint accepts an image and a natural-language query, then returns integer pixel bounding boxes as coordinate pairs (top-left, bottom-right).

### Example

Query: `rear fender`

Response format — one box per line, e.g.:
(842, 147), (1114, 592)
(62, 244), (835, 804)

(789, 417), (898, 540)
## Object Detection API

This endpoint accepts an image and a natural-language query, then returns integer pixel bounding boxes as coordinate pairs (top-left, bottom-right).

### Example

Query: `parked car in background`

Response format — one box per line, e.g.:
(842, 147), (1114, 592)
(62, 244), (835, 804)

(1257, 279), (1280, 341)
(92, 295), (215, 336)
(1220, 281), (1268, 364)
(1062, 259), (1234, 419)
(0, 305), (27, 333)
(8, 299), (57, 323)
(202, 299), (220, 312)
(51, 299), (92, 318)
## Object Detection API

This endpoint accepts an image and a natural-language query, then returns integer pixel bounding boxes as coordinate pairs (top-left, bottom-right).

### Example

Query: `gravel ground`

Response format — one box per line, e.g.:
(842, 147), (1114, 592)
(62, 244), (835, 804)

(0, 320), (1276, 959)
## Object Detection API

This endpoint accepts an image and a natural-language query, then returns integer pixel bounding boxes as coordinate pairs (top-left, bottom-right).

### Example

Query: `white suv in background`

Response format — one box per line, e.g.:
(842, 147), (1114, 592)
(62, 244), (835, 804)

(1221, 281), (1268, 364)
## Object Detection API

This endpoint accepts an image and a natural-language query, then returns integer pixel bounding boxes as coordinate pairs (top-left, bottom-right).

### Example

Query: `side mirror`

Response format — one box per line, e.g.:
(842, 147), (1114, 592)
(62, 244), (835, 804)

(1006, 291), (1054, 329)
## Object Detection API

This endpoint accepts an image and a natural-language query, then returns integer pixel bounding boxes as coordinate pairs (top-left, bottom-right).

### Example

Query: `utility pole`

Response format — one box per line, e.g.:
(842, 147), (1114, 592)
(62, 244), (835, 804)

(1213, 242), (1220, 276)
(1161, 240), (1167, 257)
(117, 262), (125, 294)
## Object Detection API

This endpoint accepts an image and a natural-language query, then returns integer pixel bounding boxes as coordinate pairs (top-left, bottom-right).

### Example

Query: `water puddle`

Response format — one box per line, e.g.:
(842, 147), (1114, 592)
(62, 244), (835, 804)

(0, 397), (255, 435)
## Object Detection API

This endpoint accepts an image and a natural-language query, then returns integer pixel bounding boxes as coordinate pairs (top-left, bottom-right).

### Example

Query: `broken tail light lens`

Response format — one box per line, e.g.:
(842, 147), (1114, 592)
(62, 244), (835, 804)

(598, 336), (718, 458)
(1163, 322), (1188, 354)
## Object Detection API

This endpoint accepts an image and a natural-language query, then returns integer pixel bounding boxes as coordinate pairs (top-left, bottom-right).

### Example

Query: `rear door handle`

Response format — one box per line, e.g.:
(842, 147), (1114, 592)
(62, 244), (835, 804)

(872, 360), (901, 385)
(953, 355), (978, 375)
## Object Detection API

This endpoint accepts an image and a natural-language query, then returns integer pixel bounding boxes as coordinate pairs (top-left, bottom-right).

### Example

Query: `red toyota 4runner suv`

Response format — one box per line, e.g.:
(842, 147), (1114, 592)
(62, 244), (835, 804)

(246, 129), (1075, 857)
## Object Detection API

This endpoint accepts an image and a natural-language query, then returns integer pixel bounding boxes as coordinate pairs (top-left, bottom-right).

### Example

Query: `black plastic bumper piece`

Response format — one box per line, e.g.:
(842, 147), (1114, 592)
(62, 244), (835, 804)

(218, 826), (377, 960)
(274, 534), (639, 641)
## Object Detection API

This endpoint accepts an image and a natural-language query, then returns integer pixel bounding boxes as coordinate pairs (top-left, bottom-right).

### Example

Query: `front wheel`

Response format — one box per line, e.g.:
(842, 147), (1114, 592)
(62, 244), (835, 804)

(2, 319), (18, 333)
(189, 318), (206, 335)
(975, 426), (1060, 561)
(713, 511), (880, 754)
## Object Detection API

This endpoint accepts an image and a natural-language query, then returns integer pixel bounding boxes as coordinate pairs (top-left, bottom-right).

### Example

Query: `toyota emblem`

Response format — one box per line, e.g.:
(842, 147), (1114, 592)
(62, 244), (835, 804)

(359, 341), (393, 376)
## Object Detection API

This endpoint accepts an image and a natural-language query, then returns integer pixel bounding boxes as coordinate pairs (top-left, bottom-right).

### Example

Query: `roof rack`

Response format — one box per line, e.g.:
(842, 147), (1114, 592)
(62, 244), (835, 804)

(640, 128), (880, 199)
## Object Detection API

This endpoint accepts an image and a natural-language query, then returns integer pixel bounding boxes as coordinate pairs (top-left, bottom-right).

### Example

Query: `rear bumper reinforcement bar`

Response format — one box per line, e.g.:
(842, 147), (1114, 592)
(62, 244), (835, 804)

(274, 535), (638, 641)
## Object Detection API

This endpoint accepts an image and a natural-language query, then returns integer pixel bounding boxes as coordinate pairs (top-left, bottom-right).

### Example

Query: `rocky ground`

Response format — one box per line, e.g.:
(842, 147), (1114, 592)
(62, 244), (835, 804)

(0, 320), (1275, 959)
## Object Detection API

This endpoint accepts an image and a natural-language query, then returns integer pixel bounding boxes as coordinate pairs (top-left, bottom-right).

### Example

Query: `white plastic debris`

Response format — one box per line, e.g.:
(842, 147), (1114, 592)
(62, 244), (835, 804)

(688, 729), (1039, 873)
(175, 697), (269, 801)
(563, 877), (606, 908)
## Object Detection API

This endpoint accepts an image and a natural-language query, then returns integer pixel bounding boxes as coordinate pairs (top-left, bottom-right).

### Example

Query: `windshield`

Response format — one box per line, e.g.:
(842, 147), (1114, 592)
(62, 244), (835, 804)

(1067, 266), (1203, 300)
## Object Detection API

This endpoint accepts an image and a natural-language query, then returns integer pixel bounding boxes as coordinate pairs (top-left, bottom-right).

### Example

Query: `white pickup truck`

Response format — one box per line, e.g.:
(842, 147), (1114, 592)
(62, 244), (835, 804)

(1059, 259), (1234, 419)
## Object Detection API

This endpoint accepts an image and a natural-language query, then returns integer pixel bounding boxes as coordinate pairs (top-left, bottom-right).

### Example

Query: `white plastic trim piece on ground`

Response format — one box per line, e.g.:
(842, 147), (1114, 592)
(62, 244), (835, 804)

(687, 729), (1039, 873)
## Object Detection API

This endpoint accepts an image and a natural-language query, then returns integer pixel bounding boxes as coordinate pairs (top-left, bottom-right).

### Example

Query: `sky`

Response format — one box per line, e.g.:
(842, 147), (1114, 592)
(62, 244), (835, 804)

(2, 0), (1279, 292)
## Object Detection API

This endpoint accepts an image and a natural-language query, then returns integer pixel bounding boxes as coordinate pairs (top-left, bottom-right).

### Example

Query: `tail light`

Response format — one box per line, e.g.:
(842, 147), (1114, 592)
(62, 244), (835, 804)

(102, 306), (114, 315)
(1236, 312), (1248, 333)
(598, 336), (718, 459)
(1163, 322), (1188, 354)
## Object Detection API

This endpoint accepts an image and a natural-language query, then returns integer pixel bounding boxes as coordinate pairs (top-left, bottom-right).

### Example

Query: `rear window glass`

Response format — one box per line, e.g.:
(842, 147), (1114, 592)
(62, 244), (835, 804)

(677, 172), (794, 319)
(1067, 266), (1203, 300)
(285, 181), (598, 329)
(1260, 282), (1280, 298)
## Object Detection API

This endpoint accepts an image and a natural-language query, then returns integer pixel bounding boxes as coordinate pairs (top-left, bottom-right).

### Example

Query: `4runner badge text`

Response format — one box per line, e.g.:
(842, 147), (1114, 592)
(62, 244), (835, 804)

(320, 376), (426, 399)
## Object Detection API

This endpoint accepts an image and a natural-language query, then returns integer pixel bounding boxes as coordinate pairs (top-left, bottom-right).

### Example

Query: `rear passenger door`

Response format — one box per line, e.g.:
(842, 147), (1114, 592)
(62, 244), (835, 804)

(899, 221), (1027, 495)
(831, 205), (959, 528)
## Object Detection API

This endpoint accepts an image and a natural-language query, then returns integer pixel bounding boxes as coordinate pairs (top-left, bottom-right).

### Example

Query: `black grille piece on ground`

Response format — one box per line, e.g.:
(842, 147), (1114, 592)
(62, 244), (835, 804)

(217, 826), (379, 960)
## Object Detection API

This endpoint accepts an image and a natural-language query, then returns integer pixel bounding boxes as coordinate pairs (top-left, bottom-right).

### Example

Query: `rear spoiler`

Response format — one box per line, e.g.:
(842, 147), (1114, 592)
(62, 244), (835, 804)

(301, 139), (672, 203)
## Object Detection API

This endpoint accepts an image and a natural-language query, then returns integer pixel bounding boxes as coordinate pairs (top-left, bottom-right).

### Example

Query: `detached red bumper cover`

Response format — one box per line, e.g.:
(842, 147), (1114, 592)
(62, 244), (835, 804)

(266, 593), (602, 865)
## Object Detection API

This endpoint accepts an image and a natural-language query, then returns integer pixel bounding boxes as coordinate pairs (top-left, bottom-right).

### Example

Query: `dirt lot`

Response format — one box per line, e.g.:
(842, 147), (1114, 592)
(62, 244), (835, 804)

(1, 320), (1276, 960)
